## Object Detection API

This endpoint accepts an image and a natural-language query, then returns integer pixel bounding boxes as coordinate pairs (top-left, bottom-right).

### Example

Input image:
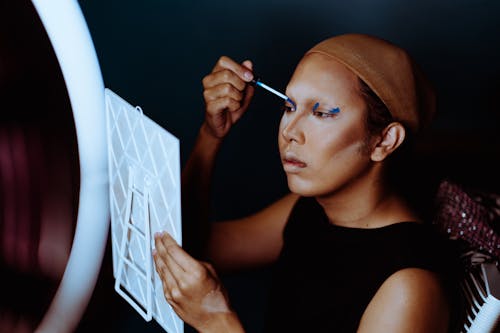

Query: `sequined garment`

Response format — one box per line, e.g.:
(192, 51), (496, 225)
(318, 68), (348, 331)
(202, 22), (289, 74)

(433, 180), (500, 262)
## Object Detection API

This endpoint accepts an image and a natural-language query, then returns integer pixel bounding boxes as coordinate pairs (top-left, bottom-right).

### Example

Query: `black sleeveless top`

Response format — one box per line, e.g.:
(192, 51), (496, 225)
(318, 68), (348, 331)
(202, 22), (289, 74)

(265, 197), (460, 333)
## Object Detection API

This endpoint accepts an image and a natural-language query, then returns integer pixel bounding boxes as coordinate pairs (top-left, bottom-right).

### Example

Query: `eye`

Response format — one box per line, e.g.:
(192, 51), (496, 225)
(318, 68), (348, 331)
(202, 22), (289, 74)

(311, 102), (340, 119)
(312, 110), (331, 118)
(312, 108), (339, 119)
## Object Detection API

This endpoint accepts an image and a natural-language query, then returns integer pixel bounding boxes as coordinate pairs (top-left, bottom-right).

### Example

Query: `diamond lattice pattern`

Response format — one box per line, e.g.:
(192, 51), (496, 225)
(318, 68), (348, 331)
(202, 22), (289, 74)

(105, 88), (183, 333)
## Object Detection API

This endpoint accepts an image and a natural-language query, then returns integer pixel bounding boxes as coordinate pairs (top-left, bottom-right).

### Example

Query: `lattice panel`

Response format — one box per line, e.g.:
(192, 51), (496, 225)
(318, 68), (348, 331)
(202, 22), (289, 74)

(105, 88), (183, 333)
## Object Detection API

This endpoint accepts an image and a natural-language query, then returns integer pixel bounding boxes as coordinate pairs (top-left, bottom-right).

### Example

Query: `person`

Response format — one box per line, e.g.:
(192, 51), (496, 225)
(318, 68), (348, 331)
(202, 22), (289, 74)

(152, 33), (460, 333)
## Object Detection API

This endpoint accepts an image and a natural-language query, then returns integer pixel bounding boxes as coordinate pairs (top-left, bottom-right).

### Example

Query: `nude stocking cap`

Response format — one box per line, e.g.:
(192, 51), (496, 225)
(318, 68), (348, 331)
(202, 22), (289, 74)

(306, 34), (436, 133)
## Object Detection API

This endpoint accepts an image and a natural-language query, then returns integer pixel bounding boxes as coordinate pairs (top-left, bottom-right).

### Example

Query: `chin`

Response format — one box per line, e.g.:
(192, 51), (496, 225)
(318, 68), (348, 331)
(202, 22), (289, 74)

(287, 177), (323, 197)
(287, 173), (345, 198)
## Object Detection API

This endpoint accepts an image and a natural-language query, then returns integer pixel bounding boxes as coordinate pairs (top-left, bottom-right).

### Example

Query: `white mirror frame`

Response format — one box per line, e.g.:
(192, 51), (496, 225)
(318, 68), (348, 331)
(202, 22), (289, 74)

(30, 0), (109, 332)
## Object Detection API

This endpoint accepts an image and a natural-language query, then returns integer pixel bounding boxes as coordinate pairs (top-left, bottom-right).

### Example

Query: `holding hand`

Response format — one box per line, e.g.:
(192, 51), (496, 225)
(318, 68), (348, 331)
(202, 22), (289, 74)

(202, 56), (255, 139)
(153, 232), (244, 333)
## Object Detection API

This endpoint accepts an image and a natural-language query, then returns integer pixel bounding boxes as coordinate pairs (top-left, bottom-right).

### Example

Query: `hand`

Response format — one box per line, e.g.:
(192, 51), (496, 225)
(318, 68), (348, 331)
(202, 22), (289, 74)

(201, 56), (255, 139)
(153, 232), (243, 332)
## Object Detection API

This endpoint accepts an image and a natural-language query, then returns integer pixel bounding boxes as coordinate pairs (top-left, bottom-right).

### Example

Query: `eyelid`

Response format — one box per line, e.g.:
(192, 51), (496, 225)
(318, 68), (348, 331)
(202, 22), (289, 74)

(324, 107), (341, 114)
(312, 102), (341, 115)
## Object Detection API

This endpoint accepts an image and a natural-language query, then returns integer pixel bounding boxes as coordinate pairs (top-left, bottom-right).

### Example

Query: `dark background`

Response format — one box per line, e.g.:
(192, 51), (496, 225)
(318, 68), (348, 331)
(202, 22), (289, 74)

(77, 1), (500, 332)
(77, 0), (500, 205)
(1, 0), (499, 332)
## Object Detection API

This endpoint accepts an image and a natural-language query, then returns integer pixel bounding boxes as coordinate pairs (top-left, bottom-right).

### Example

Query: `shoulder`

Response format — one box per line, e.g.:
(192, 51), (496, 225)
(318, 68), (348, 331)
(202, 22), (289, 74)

(357, 268), (450, 333)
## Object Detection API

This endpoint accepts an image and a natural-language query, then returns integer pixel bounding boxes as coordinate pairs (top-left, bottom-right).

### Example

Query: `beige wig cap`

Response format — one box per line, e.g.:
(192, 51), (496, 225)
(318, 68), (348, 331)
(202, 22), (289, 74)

(306, 34), (436, 133)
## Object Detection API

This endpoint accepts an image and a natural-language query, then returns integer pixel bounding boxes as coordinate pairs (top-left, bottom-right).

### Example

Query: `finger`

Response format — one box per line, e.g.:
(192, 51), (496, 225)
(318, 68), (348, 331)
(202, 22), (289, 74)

(154, 249), (191, 307)
(241, 84), (255, 111)
(205, 97), (241, 116)
(229, 84), (255, 122)
(226, 60), (255, 121)
(212, 56), (254, 83)
(153, 251), (175, 287)
(235, 59), (254, 111)
(157, 233), (211, 294)
(159, 232), (203, 273)
(203, 69), (247, 91)
(203, 83), (244, 103)
(162, 244), (187, 279)
(153, 250), (178, 302)
(154, 233), (186, 279)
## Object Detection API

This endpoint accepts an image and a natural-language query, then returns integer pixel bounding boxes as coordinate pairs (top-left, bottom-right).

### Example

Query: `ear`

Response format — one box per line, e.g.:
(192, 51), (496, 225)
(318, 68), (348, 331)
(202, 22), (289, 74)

(370, 122), (406, 162)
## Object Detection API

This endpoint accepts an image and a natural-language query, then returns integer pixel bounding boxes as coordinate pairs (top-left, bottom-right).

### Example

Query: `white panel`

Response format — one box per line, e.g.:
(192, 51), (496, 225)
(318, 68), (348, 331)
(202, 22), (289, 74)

(105, 88), (183, 333)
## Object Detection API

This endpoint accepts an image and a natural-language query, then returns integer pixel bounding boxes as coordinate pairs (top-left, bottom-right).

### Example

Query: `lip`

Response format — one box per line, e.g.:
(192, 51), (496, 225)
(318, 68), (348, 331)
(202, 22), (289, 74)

(282, 152), (307, 172)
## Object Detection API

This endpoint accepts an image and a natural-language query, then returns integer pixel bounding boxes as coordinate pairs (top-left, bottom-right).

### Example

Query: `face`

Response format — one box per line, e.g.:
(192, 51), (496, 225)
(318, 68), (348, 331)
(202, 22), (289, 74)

(278, 53), (373, 197)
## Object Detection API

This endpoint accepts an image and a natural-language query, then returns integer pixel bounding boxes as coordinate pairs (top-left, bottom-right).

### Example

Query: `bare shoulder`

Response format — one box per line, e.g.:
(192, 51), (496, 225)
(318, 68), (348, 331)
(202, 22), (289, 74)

(357, 268), (450, 333)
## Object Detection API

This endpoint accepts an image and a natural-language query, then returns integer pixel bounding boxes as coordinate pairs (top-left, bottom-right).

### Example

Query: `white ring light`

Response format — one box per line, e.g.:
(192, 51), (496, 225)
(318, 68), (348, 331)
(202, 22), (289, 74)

(30, 0), (110, 332)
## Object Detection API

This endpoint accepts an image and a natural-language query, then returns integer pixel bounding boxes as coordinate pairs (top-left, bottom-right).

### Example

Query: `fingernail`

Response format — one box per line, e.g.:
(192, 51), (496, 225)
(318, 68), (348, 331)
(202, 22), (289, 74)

(154, 232), (160, 238)
(244, 71), (253, 81)
(152, 249), (157, 256)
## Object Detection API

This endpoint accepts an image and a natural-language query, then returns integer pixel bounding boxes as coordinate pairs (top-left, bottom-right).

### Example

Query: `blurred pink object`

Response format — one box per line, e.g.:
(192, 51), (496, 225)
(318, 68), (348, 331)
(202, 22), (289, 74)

(433, 179), (500, 261)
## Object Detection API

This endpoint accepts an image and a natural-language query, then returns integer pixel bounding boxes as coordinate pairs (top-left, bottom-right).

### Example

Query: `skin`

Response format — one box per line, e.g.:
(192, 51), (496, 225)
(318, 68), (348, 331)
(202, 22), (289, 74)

(279, 53), (413, 229)
(279, 52), (372, 198)
(153, 232), (244, 333)
(153, 53), (450, 333)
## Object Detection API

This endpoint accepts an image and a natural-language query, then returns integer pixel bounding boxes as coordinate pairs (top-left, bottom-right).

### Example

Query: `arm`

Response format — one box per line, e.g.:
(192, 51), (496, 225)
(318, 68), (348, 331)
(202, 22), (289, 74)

(154, 56), (299, 332)
(183, 56), (298, 271)
(357, 268), (450, 333)
(184, 124), (298, 270)
(182, 56), (255, 257)
(207, 193), (299, 271)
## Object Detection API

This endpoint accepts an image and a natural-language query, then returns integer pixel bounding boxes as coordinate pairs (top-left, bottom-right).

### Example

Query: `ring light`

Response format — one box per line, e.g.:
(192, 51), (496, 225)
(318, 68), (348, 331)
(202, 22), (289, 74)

(30, 0), (109, 332)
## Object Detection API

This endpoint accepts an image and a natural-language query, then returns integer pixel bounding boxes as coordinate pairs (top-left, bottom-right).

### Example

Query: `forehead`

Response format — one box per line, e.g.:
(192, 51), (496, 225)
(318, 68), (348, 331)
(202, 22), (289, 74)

(287, 53), (361, 98)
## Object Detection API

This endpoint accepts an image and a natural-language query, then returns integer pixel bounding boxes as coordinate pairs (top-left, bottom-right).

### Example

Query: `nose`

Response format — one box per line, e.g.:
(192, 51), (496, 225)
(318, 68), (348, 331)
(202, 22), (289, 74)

(280, 111), (305, 144)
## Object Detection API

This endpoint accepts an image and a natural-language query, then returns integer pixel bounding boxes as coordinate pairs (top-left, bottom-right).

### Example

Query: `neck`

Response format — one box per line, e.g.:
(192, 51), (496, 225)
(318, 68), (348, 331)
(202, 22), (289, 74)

(315, 165), (419, 229)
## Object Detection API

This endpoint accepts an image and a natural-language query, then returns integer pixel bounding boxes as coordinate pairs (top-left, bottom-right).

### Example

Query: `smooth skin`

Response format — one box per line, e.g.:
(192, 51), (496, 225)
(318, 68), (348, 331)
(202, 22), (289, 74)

(153, 54), (450, 333)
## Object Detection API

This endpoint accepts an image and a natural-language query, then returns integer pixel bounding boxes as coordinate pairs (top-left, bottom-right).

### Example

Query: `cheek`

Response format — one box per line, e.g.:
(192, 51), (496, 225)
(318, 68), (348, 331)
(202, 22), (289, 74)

(308, 124), (367, 170)
(322, 141), (365, 170)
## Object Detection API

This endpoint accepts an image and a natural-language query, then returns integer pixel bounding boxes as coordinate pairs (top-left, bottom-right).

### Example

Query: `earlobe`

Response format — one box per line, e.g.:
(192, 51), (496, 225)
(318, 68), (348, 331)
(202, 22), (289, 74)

(370, 123), (406, 162)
